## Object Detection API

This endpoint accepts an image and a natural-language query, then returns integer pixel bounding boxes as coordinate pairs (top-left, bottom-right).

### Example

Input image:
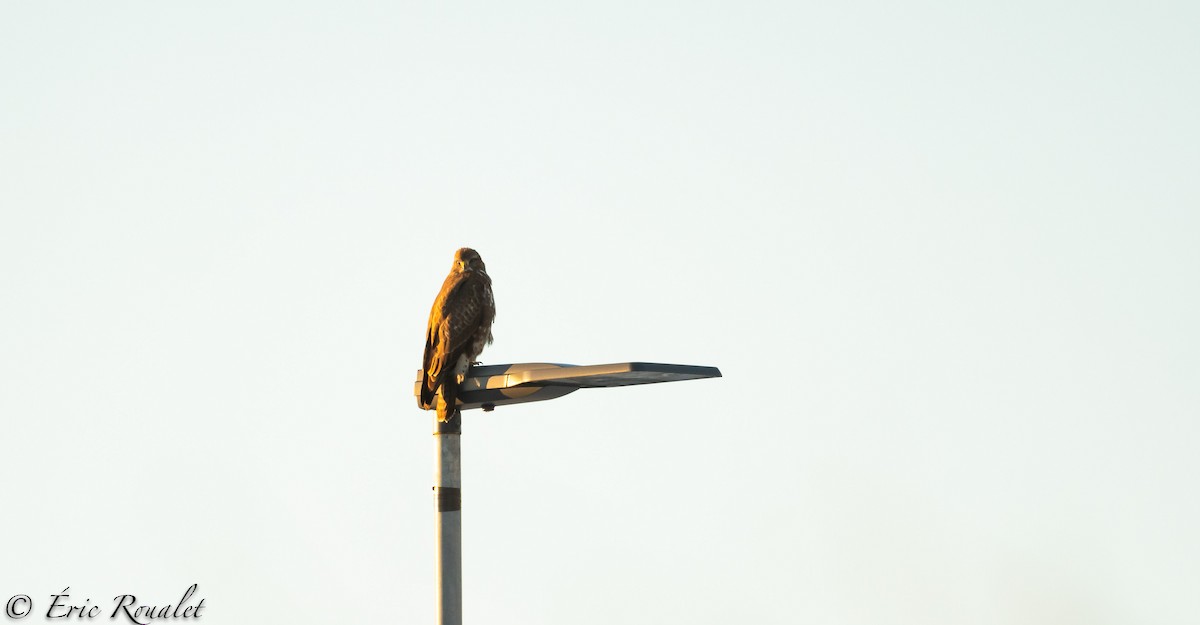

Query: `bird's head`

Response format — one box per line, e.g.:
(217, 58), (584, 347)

(453, 247), (486, 273)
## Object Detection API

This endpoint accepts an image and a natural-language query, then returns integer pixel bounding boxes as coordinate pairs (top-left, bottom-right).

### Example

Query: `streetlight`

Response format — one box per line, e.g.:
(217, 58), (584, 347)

(415, 361), (722, 625)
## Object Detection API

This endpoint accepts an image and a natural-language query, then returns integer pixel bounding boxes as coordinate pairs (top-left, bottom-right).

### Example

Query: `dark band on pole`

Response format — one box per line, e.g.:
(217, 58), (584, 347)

(436, 487), (461, 512)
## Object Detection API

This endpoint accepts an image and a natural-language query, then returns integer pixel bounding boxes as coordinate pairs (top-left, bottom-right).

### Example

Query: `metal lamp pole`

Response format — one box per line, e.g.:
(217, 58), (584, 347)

(434, 410), (462, 625)
(418, 362), (721, 625)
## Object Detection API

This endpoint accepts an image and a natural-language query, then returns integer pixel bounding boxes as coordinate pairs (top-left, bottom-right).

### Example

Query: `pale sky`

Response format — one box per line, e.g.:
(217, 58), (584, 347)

(2, 2), (1198, 624)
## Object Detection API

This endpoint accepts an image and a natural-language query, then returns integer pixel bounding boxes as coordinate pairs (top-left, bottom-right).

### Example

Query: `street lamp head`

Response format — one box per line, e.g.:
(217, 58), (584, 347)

(416, 361), (722, 414)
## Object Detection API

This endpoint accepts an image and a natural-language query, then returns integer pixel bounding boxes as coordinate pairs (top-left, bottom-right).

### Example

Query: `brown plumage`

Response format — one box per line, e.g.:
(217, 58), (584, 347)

(419, 247), (495, 421)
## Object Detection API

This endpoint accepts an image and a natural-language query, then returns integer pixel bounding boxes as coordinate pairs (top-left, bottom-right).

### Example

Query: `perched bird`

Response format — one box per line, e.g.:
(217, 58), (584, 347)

(419, 247), (496, 421)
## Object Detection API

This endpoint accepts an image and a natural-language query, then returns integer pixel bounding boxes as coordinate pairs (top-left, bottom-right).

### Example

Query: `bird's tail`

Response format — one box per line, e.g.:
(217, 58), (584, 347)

(419, 374), (437, 410)
(437, 380), (459, 422)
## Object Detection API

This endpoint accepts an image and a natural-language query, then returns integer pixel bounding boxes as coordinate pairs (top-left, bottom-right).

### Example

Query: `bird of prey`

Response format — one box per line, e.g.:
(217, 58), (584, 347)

(419, 247), (495, 421)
